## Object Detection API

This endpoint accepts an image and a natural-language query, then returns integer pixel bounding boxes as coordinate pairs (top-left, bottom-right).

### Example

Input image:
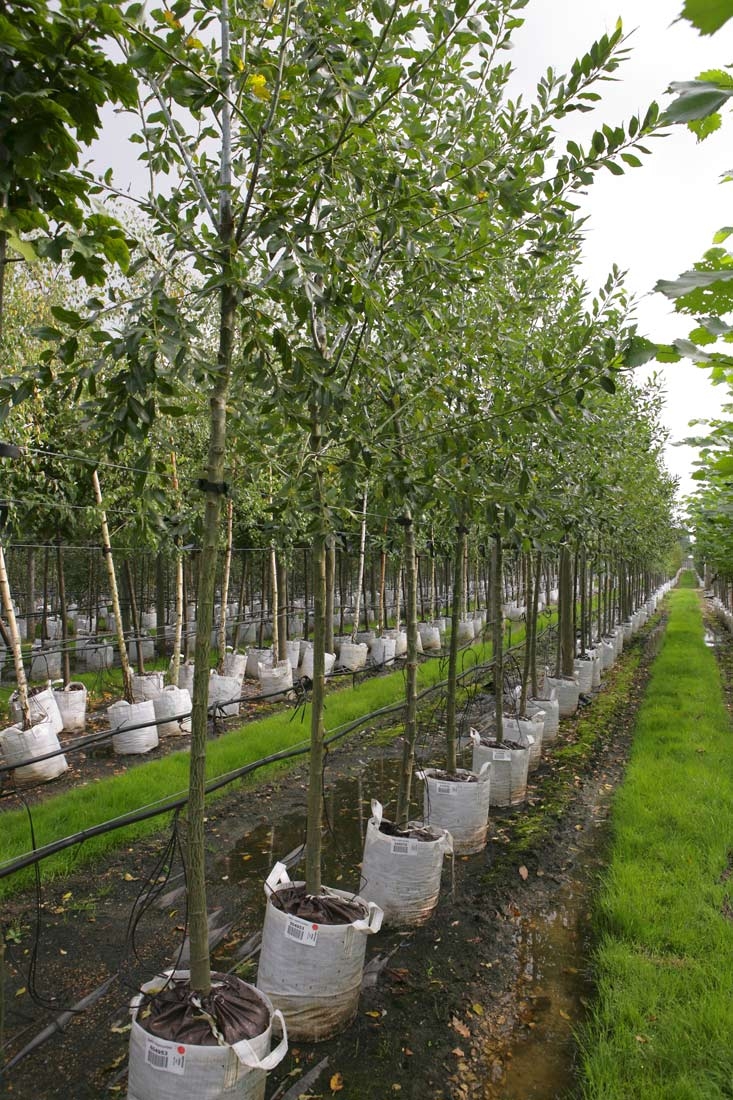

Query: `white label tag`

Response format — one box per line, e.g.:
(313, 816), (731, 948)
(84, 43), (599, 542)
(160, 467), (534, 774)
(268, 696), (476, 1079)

(284, 916), (319, 947)
(144, 1036), (186, 1075)
(435, 782), (457, 795)
(391, 837), (419, 856)
(492, 749), (512, 762)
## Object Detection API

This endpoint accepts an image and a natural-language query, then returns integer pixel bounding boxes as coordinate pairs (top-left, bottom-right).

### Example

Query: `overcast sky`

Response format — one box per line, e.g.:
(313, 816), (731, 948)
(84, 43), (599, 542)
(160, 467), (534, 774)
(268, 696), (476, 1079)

(92, 0), (733, 503)
(509, 0), (733, 501)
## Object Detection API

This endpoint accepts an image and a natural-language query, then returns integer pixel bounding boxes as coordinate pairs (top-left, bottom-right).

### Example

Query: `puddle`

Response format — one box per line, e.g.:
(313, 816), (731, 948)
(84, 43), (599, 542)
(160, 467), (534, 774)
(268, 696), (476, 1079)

(214, 755), (406, 930)
(493, 879), (596, 1098)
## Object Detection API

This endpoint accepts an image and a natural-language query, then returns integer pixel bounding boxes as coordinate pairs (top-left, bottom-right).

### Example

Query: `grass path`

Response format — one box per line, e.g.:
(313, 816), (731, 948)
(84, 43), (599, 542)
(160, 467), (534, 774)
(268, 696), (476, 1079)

(579, 579), (733, 1100)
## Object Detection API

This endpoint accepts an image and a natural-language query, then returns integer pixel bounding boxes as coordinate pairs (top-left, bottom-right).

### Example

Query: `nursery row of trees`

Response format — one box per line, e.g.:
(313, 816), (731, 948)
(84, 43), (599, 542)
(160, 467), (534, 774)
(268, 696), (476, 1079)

(0, 0), (681, 1015)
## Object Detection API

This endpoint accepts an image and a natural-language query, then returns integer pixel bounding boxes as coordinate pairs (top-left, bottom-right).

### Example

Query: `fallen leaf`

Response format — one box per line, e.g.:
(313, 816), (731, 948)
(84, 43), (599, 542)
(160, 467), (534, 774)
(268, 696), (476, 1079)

(15, 987), (26, 997)
(635, 1034), (649, 1044)
(559, 1009), (571, 1021)
(471, 1003), (484, 1016)
(451, 1017), (470, 1039)
(110, 1023), (131, 1034)
(123, 873), (137, 882)
(330, 1071), (344, 1091)
(518, 866), (529, 881)
(365, 1010), (381, 1019)
(403, 1048), (413, 1056)
(392, 1085), (402, 1091)
(241, 854), (252, 861)
(451, 1047), (465, 1058)
(61, 891), (72, 901)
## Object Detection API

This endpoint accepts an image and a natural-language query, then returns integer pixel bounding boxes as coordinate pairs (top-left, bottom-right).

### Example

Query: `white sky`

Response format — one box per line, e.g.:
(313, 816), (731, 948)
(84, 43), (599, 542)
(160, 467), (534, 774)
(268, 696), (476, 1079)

(509, 0), (733, 500)
(92, 0), (733, 502)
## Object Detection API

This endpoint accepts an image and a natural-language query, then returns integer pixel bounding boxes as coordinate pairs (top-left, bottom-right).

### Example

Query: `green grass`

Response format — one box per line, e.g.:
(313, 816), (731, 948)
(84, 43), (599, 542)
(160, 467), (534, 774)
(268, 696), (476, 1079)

(0, 622), (540, 897)
(579, 580), (733, 1100)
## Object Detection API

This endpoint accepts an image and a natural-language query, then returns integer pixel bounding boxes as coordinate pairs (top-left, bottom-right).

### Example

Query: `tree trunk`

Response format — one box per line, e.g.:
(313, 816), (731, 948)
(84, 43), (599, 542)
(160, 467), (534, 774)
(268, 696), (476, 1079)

(155, 552), (167, 660)
(559, 544), (574, 678)
(325, 535), (335, 655)
(446, 526), (467, 774)
(519, 552), (534, 714)
(57, 541), (70, 686)
(217, 497), (234, 671)
(26, 547), (35, 646)
(0, 543), (31, 726)
(276, 550), (288, 662)
(92, 471), (134, 702)
(124, 559), (145, 675)
(493, 537), (504, 744)
(305, 409), (327, 896)
(351, 488), (368, 641)
(529, 550), (542, 698)
(269, 545), (279, 661)
(396, 511), (418, 826)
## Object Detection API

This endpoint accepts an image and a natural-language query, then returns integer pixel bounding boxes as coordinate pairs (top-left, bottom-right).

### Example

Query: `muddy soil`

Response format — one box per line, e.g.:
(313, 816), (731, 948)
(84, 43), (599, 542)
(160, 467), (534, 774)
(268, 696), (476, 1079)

(1, 630), (661, 1100)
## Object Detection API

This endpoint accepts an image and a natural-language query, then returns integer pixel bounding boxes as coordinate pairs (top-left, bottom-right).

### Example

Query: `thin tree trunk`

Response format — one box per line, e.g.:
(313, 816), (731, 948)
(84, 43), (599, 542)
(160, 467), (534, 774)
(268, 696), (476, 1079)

(325, 536), (335, 655)
(0, 543), (31, 726)
(351, 488), (368, 641)
(57, 541), (70, 686)
(217, 497), (234, 671)
(26, 547), (35, 646)
(187, 0), (234, 992)
(92, 471), (134, 702)
(530, 551), (542, 698)
(170, 453), (183, 686)
(446, 526), (467, 774)
(231, 550), (247, 652)
(520, 552), (534, 714)
(305, 408), (327, 896)
(276, 550), (288, 661)
(559, 544), (574, 678)
(124, 559), (145, 675)
(493, 537), (504, 744)
(396, 512), (418, 825)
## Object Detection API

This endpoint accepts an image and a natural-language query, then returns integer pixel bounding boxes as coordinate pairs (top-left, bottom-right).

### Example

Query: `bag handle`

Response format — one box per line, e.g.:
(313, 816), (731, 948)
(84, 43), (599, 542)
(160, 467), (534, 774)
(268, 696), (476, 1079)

(264, 861), (291, 896)
(232, 1010), (289, 1071)
(351, 900), (384, 935)
(370, 799), (383, 827)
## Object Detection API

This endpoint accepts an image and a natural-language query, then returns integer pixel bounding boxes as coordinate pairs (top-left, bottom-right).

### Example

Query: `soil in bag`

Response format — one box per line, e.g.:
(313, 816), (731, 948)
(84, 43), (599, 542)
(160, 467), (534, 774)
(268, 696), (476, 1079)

(426, 769), (477, 782)
(377, 819), (443, 842)
(270, 885), (367, 925)
(136, 973), (268, 1045)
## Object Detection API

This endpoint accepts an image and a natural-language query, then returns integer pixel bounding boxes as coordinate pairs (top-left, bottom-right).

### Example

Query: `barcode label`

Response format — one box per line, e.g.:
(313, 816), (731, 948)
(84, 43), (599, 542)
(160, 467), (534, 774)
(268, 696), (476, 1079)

(391, 838), (419, 856)
(435, 782), (457, 795)
(492, 749), (512, 762)
(285, 916), (319, 947)
(144, 1036), (186, 1075)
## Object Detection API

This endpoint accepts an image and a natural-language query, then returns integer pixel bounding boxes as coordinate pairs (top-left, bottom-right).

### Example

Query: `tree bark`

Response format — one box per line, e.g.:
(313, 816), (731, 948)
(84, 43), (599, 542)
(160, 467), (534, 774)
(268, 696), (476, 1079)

(446, 526), (467, 774)
(0, 542), (31, 726)
(493, 536), (504, 744)
(396, 511), (418, 826)
(93, 471), (134, 702)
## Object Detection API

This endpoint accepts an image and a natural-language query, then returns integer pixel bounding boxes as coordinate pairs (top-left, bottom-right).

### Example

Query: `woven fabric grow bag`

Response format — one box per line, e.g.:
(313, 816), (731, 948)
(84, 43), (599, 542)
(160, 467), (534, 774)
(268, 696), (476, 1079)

(132, 671), (165, 704)
(418, 624), (441, 651)
(370, 636), (396, 667)
(529, 693), (559, 742)
(504, 713), (543, 771)
(544, 673), (579, 717)
(258, 660), (293, 700)
(108, 699), (159, 755)
(337, 642), (368, 672)
(600, 638), (616, 670)
(153, 685), (192, 736)
(0, 718), (68, 785)
(53, 682), (87, 733)
(471, 731), (529, 807)
(10, 684), (63, 737)
(256, 864), (382, 1042)
(574, 657), (593, 694)
(208, 671), (242, 716)
(359, 800), (452, 927)
(127, 970), (288, 1100)
(419, 764), (491, 855)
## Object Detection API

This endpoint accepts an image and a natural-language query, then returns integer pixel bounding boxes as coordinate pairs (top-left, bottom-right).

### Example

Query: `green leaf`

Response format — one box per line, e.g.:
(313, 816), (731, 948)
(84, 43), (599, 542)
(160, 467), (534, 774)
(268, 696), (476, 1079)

(599, 375), (616, 394)
(655, 269), (733, 298)
(689, 112), (722, 140)
(6, 233), (38, 263)
(681, 0), (733, 35)
(713, 226), (733, 244)
(663, 83), (732, 123)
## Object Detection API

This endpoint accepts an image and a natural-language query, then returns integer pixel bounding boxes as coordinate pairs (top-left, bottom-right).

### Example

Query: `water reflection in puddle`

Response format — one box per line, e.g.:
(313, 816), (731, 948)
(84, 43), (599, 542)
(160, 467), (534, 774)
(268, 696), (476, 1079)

(494, 876), (596, 1099)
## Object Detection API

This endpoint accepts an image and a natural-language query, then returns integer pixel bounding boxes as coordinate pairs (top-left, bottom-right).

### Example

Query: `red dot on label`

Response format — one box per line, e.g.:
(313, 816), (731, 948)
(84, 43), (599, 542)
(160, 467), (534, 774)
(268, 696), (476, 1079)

(177, 1046), (185, 1054)
(312, 924), (318, 930)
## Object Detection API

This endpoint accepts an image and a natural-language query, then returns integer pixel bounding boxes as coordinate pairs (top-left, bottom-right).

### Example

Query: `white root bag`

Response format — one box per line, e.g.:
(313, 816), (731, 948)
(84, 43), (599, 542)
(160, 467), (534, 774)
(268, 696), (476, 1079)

(574, 658), (593, 694)
(418, 624), (441, 651)
(256, 863), (383, 1042)
(258, 660), (293, 700)
(370, 636), (396, 667)
(53, 681), (88, 733)
(600, 639), (616, 670)
(590, 650), (602, 689)
(132, 671), (165, 704)
(419, 765), (491, 855)
(471, 732), (529, 808)
(503, 714), (543, 771)
(223, 650), (247, 685)
(456, 620), (475, 645)
(208, 672), (242, 716)
(108, 699), (159, 755)
(246, 648), (270, 680)
(544, 673), (580, 717)
(529, 693), (559, 742)
(359, 800), (452, 926)
(337, 641), (368, 672)
(299, 646), (336, 680)
(10, 685), (63, 737)
(154, 685), (192, 736)
(127, 971), (288, 1100)
(0, 718), (68, 785)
